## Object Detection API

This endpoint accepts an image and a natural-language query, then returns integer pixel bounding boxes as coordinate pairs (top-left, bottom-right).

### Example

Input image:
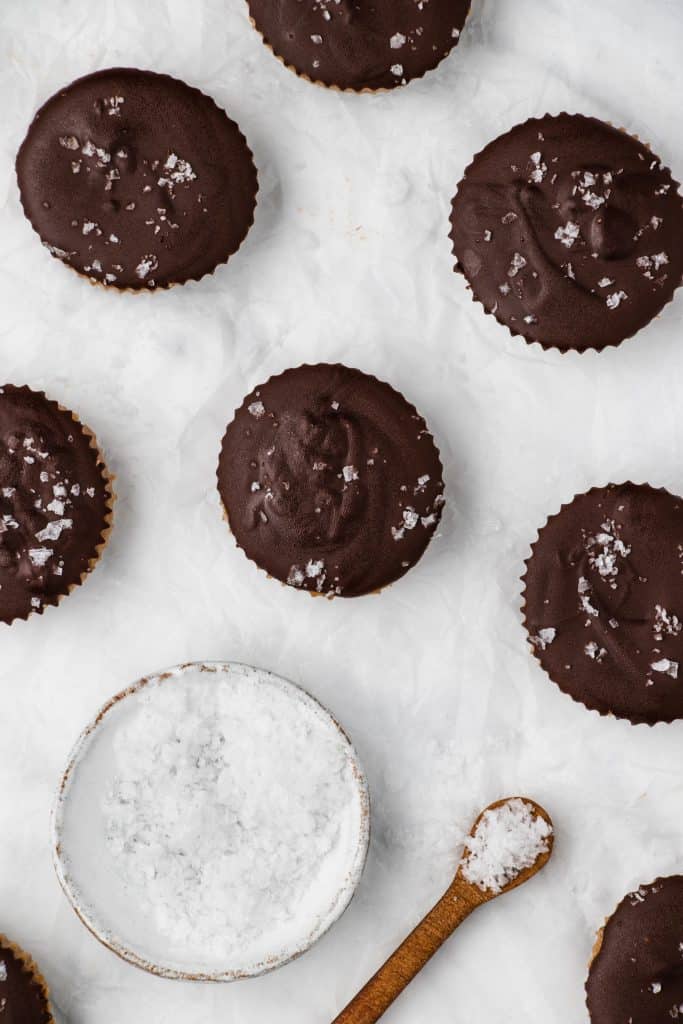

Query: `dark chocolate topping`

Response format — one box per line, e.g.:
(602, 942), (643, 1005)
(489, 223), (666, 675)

(0, 386), (111, 624)
(16, 68), (258, 289)
(450, 114), (683, 352)
(587, 876), (683, 1023)
(0, 940), (53, 1024)
(523, 483), (683, 725)
(217, 364), (444, 597)
(247, 0), (471, 91)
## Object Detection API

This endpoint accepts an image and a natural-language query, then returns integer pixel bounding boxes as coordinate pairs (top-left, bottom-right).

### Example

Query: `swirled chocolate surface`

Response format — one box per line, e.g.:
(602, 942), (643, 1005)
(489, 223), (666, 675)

(0, 386), (111, 625)
(217, 364), (444, 597)
(0, 938), (53, 1024)
(523, 483), (683, 724)
(450, 114), (683, 351)
(16, 68), (258, 289)
(587, 876), (683, 1023)
(247, 0), (471, 91)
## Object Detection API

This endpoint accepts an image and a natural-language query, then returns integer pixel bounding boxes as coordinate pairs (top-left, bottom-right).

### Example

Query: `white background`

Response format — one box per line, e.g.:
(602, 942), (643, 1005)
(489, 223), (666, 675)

(1, 1), (682, 1021)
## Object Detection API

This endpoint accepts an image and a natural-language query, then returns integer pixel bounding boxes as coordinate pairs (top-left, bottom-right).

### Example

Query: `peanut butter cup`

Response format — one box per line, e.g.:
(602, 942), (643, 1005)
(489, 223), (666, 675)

(16, 68), (258, 290)
(587, 876), (683, 1023)
(523, 483), (683, 725)
(0, 936), (54, 1024)
(246, 0), (471, 92)
(0, 386), (113, 625)
(450, 114), (683, 352)
(217, 364), (444, 597)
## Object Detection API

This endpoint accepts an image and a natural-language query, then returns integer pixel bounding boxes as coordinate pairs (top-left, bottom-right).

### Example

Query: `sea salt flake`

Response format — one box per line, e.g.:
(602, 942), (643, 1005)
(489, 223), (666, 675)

(651, 658), (678, 679)
(402, 508), (419, 530)
(287, 566), (305, 587)
(248, 401), (265, 418)
(582, 191), (605, 209)
(528, 151), (547, 183)
(531, 627), (556, 651)
(654, 605), (682, 641)
(652, 251), (669, 270)
(28, 547), (53, 567)
(585, 642), (606, 661)
(606, 290), (628, 310)
(35, 518), (73, 542)
(507, 252), (527, 277)
(554, 221), (580, 248)
(390, 33), (406, 48)
(105, 95), (125, 115)
(342, 465), (359, 482)
(135, 255), (159, 280)
(578, 577), (599, 617)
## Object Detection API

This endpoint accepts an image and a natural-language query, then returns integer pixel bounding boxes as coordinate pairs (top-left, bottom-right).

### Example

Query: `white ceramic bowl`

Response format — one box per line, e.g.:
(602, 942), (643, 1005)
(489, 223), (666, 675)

(52, 661), (370, 981)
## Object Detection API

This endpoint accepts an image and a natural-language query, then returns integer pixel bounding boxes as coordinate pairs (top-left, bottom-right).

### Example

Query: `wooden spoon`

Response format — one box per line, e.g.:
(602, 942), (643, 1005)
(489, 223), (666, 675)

(331, 797), (554, 1024)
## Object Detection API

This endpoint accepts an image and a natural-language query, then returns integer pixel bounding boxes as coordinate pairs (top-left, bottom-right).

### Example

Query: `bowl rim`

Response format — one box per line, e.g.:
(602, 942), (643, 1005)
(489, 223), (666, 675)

(51, 659), (371, 982)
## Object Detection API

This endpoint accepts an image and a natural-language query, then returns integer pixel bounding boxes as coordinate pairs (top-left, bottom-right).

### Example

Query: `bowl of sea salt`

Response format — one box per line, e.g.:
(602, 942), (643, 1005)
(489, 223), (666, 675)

(52, 661), (370, 980)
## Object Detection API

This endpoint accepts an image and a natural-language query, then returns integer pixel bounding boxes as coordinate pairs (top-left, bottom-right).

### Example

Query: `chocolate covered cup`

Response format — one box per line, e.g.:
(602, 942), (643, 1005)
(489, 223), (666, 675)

(246, 0), (471, 92)
(0, 385), (114, 625)
(217, 364), (445, 597)
(450, 113), (683, 352)
(16, 68), (258, 290)
(0, 935), (55, 1023)
(522, 482), (683, 725)
(586, 877), (683, 1023)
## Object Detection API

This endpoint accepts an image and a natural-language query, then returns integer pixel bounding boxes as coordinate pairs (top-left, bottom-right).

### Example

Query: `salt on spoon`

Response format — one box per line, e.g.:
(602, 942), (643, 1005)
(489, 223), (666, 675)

(331, 797), (554, 1024)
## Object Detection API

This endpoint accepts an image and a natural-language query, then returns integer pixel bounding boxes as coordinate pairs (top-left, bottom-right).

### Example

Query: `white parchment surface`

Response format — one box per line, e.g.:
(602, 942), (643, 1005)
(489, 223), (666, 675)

(1, 1), (683, 1021)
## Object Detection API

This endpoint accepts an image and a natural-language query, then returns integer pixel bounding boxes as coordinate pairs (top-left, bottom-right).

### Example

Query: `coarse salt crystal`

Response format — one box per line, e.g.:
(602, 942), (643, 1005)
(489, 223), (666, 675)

(651, 658), (678, 679)
(554, 221), (580, 248)
(531, 627), (556, 650)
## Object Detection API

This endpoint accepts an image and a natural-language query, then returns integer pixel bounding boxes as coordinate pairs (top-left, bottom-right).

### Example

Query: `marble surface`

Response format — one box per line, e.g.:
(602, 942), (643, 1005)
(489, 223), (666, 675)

(1, 1), (682, 1021)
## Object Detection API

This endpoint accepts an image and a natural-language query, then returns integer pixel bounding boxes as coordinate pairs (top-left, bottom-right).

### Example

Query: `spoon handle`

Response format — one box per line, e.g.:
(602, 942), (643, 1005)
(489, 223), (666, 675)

(331, 881), (483, 1024)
